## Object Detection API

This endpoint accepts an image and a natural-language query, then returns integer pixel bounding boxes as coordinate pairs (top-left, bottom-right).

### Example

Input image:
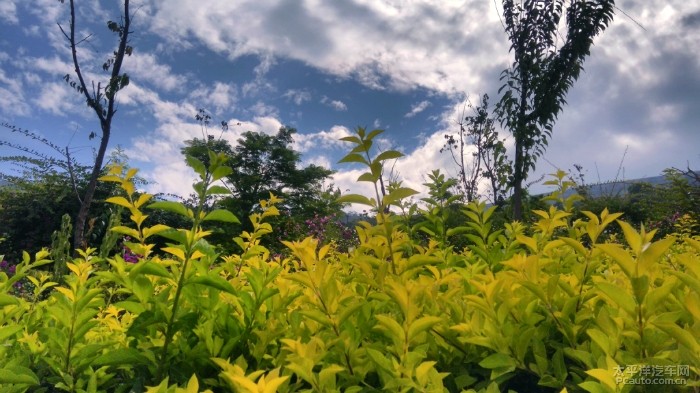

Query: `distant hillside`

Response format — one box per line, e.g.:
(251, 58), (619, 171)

(557, 171), (699, 199)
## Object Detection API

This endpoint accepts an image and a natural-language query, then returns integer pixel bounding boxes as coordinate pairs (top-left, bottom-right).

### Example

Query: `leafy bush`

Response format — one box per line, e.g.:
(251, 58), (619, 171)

(0, 130), (698, 392)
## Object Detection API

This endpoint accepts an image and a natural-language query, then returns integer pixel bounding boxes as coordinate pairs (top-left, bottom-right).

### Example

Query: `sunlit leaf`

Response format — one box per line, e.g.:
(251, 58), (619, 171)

(203, 209), (240, 224)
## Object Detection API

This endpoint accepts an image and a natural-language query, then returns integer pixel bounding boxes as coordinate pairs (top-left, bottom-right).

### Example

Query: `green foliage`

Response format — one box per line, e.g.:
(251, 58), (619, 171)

(575, 168), (700, 239)
(495, 0), (615, 219)
(0, 158), (118, 262)
(181, 125), (340, 253)
(0, 139), (698, 392)
(51, 214), (73, 282)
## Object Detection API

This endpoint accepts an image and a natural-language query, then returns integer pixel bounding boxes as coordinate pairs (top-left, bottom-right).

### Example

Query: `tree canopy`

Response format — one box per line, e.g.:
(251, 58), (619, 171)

(182, 127), (340, 238)
(496, 0), (615, 220)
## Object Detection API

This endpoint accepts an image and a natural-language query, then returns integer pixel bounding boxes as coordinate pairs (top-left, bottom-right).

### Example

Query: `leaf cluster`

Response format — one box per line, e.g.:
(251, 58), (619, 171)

(0, 134), (698, 392)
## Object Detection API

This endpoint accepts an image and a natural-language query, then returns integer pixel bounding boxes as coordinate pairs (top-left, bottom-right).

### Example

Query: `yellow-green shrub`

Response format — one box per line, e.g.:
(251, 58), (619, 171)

(0, 131), (697, 392)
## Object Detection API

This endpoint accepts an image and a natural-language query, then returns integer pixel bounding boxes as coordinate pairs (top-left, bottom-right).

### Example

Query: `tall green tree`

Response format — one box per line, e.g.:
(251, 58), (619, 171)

(182, 126), (338, 233)
(495, 0), (615, 220)
(58, 0), (133, 249)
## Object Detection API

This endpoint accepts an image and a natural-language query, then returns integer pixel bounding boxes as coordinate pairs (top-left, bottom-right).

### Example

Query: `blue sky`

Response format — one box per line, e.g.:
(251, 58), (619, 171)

(1, 0), (699, 207)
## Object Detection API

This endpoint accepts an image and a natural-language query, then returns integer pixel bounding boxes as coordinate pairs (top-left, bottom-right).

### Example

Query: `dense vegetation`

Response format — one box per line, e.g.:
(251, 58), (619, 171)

(0, 127), (697, 392)
(1, 1), (697, 391)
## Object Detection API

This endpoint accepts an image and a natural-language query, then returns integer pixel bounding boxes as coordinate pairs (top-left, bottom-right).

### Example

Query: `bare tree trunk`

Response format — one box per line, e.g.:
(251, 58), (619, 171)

(60, 0), (131, 250)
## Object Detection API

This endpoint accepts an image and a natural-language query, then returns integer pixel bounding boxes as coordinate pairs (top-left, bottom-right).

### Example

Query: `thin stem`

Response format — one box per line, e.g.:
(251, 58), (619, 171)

(158, 171), (210, 379)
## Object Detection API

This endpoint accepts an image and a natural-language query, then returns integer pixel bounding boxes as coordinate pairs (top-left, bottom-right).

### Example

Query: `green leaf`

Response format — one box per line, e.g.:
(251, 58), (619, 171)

(110, 225), (140, 239)
(597, 244), (635, 278)
(369, 161), (382, 177)
(366, 129), (384, 140)
(653, 321), (700, 353)
(446, 227), (470, 237)
(0, 325), (23, 342)
(0, 367), (39, 385)
(186, 275), (237, 295)
(337, 302), (365, 326)
(339, 136), (361, 144)
(405, 255), (442, 272)
(203, 209), (240, 224)
(338, 153), (369, 165)
(618, 220), (642, 253)
(560, 237), (588, 256)
(669, 271), (700, 295)
(105, 196), (133, 209)
(186, 155), (206, 177)
(93, 348), (152, 367)
(148, 201), (192, 219)
(407, 316), (442, 343)
(156, 228), (189, 244)
(299, 309), (332, 327)
(130, 261), (171, 279)
(478, 353), (516, 369)
(0, 293), (19, 307)
(383, 187), (418, 206)
(585, 369), (618, 392)
(375, 150), (403, 162)
(207, 185), (231, 195)
(586, 328), (612, 355)
(375, 314), (406, 349)
(211, 166), (233, 181)
(596, 282), (636, 315)
(142, 224), (171, 239)
(639, 237), (675, 273)
(357, 172), (378, 183)
(319, 365), (344, 391)
(578, 381), (609, 393)
(519, 281), (547, 303)
(516, 235), (538, 253)
(366, 348), (393, 372)
(337, 194), (375, 207)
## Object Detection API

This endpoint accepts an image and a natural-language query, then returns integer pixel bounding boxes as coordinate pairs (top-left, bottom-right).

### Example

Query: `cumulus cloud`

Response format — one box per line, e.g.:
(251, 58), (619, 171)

(127, 115), (285, 197)
(128, 53), (188, 92)
(142, 0), (507, 95)
(189, 82), (238, 115)
(0, 1), (18, 24)
(320, 96), (348, 111)
(5, 0), (699, 204)
(0, 68), (31, 117)
(293, 125), (352, 153)
(404, 100), (431, 118)
(32, 82), (84, 116)
(283, 89), (312, 105)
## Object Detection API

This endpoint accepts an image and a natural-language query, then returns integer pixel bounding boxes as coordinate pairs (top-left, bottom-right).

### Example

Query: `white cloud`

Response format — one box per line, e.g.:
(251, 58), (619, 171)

(32, 82), (83, 116)
(0, 1), (18, 24)
(302, 155), (332, 170)
(404, 100), (431, 118)
(242, 55), (277, 97)
(321, 96), (348, 111)
(118, 82), (198, 123)
(294, 125), (352, 153)
(128, 52), (187, 92)
(127, 115), (285, 197)
(283, 89), (312, 105)
(189, 82), (238, 115)
(0, 69), (30, 116)
(143, 0), (508, 95)
(248, 101), (279, 117)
